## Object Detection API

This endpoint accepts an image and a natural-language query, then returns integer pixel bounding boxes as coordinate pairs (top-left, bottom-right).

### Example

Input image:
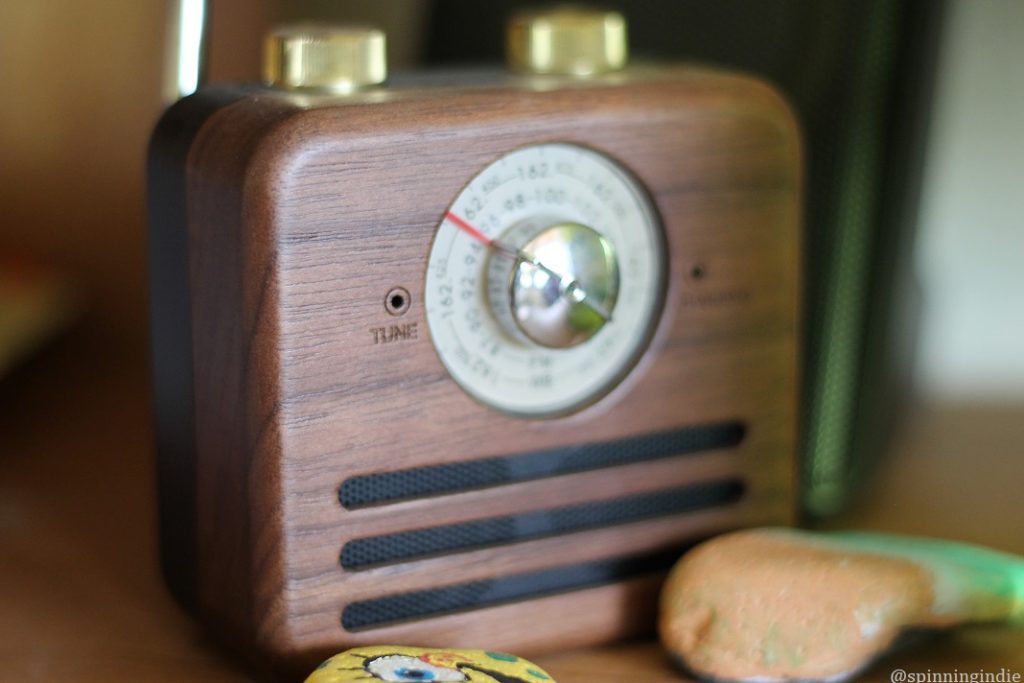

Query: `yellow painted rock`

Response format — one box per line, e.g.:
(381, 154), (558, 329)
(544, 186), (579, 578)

(305, 646), (556, 683)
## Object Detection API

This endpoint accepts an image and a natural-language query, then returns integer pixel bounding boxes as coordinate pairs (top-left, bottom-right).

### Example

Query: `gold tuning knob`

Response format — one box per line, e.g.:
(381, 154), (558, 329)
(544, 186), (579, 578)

(263, 23), (387, 92)
(507, 7), (628, 76)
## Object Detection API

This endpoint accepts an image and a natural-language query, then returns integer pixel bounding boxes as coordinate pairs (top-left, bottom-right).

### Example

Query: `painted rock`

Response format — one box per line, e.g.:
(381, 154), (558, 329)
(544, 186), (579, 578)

(659, 527), (1024, 682)
(305, 646), (556, 683)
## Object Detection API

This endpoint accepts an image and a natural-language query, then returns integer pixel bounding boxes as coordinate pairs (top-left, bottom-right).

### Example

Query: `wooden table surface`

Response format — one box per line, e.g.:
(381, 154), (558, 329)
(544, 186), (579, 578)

(2, 326), (1022, 682)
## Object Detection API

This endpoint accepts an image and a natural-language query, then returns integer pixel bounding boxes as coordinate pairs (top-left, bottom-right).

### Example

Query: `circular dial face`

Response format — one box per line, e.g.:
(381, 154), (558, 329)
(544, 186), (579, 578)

(425, 143), (665, 416)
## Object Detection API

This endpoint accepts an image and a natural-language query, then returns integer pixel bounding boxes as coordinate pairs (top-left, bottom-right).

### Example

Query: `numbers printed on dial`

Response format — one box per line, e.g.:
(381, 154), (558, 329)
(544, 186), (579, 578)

(424, 143), (665, 417)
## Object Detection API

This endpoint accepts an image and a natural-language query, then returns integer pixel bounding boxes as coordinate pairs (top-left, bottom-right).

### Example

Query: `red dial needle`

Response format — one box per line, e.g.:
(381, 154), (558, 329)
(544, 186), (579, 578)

(445, 211), (495, 247)
(445, 211), (523, 260)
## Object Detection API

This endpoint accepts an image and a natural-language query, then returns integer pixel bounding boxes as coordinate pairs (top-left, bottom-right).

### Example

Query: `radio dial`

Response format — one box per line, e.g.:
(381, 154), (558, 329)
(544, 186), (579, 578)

(425, 143), (665, 417)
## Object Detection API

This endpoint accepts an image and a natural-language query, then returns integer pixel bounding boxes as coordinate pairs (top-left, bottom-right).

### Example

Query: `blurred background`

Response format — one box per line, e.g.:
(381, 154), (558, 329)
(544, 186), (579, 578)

(0, 0), (1021, 678)
(2, 0), (1021, 500)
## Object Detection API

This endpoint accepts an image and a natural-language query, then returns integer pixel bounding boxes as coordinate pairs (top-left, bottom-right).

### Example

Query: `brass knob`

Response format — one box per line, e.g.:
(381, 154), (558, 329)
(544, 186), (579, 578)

(263, 23), (386, 92)
(507, 7), (628, 76)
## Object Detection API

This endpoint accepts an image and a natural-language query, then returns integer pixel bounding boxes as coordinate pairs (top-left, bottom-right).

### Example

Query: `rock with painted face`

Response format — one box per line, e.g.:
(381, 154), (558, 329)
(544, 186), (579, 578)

(305, 646), (556, 683)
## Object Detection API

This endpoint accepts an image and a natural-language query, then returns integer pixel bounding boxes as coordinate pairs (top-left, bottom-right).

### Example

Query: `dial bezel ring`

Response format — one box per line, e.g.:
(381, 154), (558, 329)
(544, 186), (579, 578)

(423, 141), (668, 418)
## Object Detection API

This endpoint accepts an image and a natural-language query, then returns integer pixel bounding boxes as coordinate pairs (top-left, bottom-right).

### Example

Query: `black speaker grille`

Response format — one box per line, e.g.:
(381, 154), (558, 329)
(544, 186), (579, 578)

(341, 546), (695, 631)
(338, 421), (745, 509)
(340, 479), (744, 569)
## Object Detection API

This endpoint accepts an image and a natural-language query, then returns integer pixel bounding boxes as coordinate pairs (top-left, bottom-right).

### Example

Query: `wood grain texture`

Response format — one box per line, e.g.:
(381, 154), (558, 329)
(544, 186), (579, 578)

(167, 65), (803, 674)
(3, 336), (1023, 682)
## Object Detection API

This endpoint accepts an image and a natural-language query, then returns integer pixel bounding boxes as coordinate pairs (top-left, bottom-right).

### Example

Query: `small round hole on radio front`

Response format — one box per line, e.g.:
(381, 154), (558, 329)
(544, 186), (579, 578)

(385, 286), (411, 315)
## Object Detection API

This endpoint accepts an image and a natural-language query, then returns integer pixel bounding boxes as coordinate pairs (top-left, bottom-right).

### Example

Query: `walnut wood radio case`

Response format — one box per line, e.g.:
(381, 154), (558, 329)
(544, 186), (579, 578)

(148, 59), (801, 673)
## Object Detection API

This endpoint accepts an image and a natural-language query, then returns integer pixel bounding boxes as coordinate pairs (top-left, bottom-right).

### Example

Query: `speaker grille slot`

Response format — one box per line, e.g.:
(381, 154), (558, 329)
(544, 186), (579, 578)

(341, 546), (696, 631)
(339, 421), (745, 509)
(340, 479), (744, 570)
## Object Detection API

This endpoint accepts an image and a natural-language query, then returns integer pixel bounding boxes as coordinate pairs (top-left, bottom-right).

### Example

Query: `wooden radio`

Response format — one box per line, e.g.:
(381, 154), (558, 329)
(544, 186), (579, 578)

(148, 8), (801, 674)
